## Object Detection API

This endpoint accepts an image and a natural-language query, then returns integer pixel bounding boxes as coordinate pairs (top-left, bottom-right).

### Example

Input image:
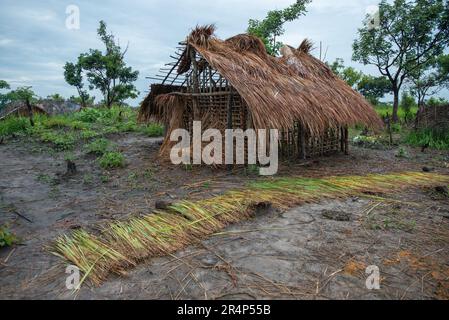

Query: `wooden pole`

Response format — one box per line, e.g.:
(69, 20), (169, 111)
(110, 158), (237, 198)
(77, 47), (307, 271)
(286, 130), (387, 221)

(344, 126), (349, 155)
(298, 123), (306, 160)
(189, 47), (200, 121)
(227, 89), (234, 171)
(340, 127), (345, 153)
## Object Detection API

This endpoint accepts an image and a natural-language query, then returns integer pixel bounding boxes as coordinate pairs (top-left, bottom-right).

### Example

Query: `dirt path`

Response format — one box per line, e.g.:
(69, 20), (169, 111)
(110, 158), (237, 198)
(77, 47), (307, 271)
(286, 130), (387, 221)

(0, 134), (448, 300)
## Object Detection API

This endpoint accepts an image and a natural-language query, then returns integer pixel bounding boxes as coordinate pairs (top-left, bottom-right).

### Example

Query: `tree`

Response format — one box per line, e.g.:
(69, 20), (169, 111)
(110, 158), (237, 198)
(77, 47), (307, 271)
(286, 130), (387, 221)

(64, 60), (90, 108)
(7, 87), (38, 126)
(400, 91), (417, 122)
(78, 21), (139, 107)
(0, 80), (9, 90)
(357, 75), (392, 105)
(328, 58), (363, 88)
(328, 59), (391, 104)
(248, 0), (311, 55)
(5, 86), (37, 104)
(69, 95), (95, 107)
(408, 54), (449, 107)
(427, 96), (449, 107)
(47, 93), (65, 102)
(353, 0), (449, 122)
(0, 80), (11, 110)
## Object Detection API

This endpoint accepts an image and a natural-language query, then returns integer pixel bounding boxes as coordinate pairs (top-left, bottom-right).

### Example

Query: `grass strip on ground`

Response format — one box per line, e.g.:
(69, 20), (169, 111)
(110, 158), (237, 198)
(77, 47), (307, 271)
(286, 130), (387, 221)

(52, 171), (449, 285)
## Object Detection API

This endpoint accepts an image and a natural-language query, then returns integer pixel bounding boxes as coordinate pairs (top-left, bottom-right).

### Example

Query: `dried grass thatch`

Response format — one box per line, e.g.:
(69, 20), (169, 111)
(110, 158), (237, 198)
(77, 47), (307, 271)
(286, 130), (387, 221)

(139, 26), (382, 136)
(138, 84), (184, 124)
(298, 39), (314, 54)
(154, 93), (187, 154)
(52, 171), (449, 285)
(187, 26), (382, 134)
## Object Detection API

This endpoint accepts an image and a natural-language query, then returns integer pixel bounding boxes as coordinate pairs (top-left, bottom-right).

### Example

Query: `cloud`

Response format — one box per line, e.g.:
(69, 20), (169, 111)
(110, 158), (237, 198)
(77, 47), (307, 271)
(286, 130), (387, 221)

(0, 0), (447, 104)
(0, 38), (13, 46)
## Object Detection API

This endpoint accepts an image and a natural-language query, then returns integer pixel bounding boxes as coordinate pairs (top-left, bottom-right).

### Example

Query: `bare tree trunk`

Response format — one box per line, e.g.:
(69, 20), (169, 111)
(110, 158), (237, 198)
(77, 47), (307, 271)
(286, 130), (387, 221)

(392, 89), (400, 123)
(26, 98), (34, 127)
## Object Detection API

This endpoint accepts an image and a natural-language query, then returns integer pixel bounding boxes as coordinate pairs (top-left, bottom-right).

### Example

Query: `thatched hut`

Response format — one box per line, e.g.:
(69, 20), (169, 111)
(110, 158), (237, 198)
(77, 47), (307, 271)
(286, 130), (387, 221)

(139, 25), (382, 161)
(0, 100), (81, 121)
(0, 101), (48, 120)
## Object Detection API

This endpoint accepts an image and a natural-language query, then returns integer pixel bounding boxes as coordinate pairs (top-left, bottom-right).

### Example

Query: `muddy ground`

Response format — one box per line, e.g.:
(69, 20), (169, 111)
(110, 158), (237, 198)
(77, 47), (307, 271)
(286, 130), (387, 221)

(0, 132), (448, 300)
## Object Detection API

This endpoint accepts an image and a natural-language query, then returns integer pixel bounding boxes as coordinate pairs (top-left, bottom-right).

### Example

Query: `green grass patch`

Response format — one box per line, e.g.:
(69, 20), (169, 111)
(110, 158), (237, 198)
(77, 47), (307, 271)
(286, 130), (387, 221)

(0, 116), (30, 136)
(374, 105), (418, 122)
(39, 130), (77, 151)
(0, 224), (17, 248)
(140, 123), (164, 137)
(85, 138), (116, 156)
(99, 151), (125, 169)
(405, 129), (449, 150)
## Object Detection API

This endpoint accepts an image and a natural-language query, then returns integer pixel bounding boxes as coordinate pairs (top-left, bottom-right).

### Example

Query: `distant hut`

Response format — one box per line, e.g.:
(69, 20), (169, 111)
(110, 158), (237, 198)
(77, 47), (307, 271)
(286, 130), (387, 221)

(0, 101), (48, 120)
(139, 25), (382, 161)
(415, 104), (449, 131)
(0, 100), (81, 121)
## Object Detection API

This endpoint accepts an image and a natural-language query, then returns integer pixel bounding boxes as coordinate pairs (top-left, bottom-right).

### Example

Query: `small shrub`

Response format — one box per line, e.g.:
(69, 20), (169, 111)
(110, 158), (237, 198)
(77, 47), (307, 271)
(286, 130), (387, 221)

(39, 131), (76, 150)
(83, 174), (94, 185)
(99, 152), (125, 169)
(0, 117), (30, 136)
(80, 129), (99, 140)
(396, 147), (409, 158)
(115, 121), (138, 133)
(390, 123), (402, 133)
(41, 116), (73, 129)
(143, 168), (155, 179)
(85, 138), (115, 155)
(0, 225), (17, 248)
(64, 152), (76, 162)
(74, 108), (103, 123)
(352, 135), (387, 150)
(69, 121), (87, 130)
(141, 123), (164, 137)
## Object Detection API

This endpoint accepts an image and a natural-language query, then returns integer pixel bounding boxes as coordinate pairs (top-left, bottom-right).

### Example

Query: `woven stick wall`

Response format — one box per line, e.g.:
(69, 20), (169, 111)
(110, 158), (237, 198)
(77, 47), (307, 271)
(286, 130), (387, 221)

(416, 105), (449, 131)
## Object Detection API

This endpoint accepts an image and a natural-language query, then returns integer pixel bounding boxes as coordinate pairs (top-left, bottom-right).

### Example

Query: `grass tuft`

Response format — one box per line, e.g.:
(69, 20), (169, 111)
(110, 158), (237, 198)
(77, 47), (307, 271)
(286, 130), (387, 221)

(85, 138), (116, 156)
(405, 129), (449, 150)
(99, 151), (125, 169)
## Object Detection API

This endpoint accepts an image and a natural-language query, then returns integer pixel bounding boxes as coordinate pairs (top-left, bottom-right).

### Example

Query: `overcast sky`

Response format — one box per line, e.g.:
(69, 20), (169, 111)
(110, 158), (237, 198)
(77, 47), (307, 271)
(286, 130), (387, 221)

(0, 0), (447, 105)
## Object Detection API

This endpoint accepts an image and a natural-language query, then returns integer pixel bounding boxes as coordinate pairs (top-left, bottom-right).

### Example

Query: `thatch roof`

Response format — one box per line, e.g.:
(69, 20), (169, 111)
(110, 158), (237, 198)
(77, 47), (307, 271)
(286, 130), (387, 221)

(140, 26), (382, 134)
(0, 100), (81, 121)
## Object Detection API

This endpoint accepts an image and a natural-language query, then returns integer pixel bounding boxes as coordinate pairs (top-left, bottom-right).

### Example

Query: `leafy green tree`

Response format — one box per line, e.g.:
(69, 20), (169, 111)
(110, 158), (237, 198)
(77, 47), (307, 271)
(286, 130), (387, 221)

(408, 54), (449, 107)
(328, 58), (363, 88)
(248, 0), (311, 55)
(400, 91), (417, 122)
(64, 60), (90, 108)
(47, 93), (65, 102)
(6, 86), (38, 126)
(0, 80), (9, 90)
(427, 96), (449, 107)
(357, 75), (392, 105)
(69, 95), (95, 107)
(353, 0), (449, 122)
(78, 21), (139, 107)
(6, 86), (37, 104)
(0, 80), (11, 110)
